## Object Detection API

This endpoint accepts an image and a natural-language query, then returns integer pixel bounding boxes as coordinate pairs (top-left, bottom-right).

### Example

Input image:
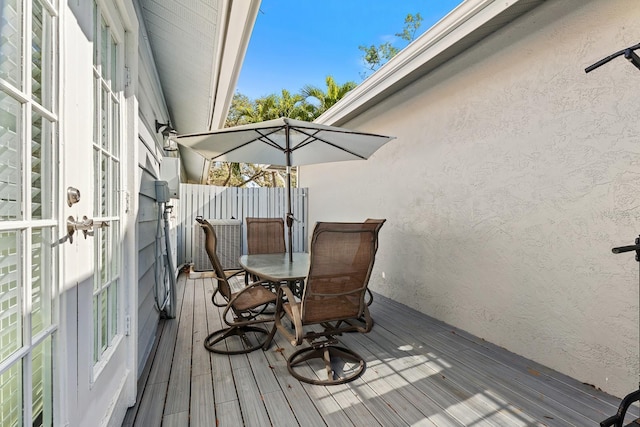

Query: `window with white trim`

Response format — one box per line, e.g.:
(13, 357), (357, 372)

(92, 0), (122, 366)
(0, 0), (57, 426)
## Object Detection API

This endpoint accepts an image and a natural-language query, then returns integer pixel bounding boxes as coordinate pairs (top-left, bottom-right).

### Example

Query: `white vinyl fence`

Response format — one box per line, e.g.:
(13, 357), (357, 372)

(178, 184), (308, 268)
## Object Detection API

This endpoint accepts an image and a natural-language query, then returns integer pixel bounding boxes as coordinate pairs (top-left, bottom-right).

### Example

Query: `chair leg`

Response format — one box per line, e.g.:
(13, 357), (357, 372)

(204, 325), (270, 355)
(287, 344), (365, 385)
(261, 322), (278, 351)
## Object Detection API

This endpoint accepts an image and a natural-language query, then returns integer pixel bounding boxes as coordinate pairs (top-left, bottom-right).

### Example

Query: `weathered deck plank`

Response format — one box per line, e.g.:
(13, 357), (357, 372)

(123, 273), (638, 426)
(164, 275), (195, 416)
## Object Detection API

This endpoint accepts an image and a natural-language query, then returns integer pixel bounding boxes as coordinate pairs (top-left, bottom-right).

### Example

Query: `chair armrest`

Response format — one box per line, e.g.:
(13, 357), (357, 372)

(222, 280), (275, 327)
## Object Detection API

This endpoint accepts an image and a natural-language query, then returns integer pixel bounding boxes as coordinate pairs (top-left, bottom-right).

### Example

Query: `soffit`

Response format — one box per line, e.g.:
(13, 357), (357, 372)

(138, 0), (221, 134)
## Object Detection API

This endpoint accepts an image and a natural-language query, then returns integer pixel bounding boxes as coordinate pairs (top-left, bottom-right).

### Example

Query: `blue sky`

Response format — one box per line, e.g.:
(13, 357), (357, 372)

(236, 0), (465, 100)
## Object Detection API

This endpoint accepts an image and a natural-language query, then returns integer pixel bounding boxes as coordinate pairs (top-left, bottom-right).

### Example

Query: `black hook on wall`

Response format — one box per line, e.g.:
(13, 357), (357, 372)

(585, 42), (640, 73)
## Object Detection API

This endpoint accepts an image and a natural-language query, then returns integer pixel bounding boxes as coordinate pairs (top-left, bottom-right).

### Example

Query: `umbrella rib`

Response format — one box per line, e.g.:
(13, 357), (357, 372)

(292, 128), (369, 160)
(210, 126), (286, 161)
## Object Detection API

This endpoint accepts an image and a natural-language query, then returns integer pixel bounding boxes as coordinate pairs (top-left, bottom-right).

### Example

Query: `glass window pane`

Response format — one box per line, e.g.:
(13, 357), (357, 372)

(93, 78), (99, 145)
(100, 227), (107, 285)
(0, 0), (23, 89)
(112, 100), (119, 157)
(110, 36), (117, 88)
(93, 295), (99, 363)
(0, 360), (22, 427)
(92, 2), (97, 66)
(31, 228), (52, 336)
(109, 281), (117, 341)
(32, 336), (52, 427)
(101, 153), (108, 216)
(110, 220), (119, 279)
(31, 0), (52, 108)
(100, 291), (107, 350)
(93, 148), (100, 216)
(111, 160), (119, 215)
(0, 230), (21, 361)
(31, 112), (53, 220)
(31, 0), (43, 103)
(0, 92), (23, 221)
(101, 87), (108, 149)
(100, 18), (107, 79)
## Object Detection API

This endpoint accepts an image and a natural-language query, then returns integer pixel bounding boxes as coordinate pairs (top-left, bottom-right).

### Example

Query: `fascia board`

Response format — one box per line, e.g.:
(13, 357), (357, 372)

(316, 0), (543, 126)
(208, 0), (261, 130)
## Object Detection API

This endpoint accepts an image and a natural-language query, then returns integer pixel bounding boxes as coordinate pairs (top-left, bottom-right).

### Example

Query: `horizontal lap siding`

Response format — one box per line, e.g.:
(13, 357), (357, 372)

(178, 184), (309, 267)
(137, 136), (163, 376)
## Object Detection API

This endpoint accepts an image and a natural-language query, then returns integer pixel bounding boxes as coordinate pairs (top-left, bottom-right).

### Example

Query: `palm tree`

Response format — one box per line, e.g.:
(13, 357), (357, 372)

(235, 90), (309, 122)
(301, 76), (357, 118)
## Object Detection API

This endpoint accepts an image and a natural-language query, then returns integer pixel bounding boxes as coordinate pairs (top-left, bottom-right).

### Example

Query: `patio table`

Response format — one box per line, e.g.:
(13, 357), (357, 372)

(239, 252), (309, 296)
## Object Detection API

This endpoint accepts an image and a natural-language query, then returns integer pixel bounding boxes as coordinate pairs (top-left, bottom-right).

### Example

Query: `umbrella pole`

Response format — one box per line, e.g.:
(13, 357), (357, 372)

(286, 166), (293, 263)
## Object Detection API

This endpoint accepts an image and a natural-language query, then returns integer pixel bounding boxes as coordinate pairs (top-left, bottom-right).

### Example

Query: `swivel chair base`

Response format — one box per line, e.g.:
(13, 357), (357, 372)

(287, 342), (365, 385)
(204, 325), (270, 355)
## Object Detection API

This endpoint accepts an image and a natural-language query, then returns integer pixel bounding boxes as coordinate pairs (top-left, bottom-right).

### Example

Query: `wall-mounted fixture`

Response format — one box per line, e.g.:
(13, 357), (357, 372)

(155, 120), (178, 151)
(585, 42), (640, 73)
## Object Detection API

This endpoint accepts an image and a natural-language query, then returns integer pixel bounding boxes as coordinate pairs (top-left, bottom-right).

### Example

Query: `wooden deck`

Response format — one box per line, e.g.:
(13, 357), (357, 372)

(123, 272), (639, 426)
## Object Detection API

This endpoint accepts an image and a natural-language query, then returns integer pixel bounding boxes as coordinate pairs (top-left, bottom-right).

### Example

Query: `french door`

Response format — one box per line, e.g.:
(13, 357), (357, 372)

(0, 0), (132, 425)
(0, 0), (57, 426)
(61, 1), (131, 426)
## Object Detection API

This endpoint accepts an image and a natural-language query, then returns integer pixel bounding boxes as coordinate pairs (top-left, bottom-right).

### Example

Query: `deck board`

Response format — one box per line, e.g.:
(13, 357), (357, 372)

(163, 275), (194, 416)
(124, 273), (639, 426)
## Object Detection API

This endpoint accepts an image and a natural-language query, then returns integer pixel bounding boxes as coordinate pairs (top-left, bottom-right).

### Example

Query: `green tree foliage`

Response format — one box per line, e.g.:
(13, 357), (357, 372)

(359, 13), (423, 79)
(301, 76), (357, 117)
(395, 12), (423, 43)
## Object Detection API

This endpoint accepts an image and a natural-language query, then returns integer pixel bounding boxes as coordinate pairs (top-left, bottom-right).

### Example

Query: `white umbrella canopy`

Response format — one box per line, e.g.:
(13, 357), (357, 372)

(176, 117), (395, 261)
(176, 117), (394, 166)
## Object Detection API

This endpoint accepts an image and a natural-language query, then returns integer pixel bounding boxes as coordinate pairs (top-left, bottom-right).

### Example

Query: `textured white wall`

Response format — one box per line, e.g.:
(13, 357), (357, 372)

(301, 0), (640, 398)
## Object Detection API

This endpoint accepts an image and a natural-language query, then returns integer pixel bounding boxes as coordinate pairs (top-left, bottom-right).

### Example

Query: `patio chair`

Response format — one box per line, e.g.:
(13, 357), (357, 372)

(263, 221), (381, 385)
(246, 217), (287, 254)
(363, 218), (385, 306)
(245, 217), (298, 292)
(195, 217), (277, 354)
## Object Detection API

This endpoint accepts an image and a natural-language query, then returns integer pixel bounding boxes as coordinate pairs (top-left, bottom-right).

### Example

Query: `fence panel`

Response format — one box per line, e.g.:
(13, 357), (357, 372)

(178, 184), (308, 267)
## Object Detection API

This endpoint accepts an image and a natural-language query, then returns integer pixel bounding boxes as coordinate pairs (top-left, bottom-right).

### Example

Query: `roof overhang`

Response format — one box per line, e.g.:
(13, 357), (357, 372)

(315, 0), (545, 127)
(139, 0), (260, 183)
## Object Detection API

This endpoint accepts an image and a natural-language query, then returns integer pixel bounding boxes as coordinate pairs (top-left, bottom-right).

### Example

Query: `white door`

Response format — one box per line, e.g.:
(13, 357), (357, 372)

(0, 1), (132, 426)
(60, 1), (132, 426)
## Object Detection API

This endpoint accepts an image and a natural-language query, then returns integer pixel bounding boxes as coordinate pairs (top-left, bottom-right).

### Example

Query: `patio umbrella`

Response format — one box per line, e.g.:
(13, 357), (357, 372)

(176, 117), (395, 262)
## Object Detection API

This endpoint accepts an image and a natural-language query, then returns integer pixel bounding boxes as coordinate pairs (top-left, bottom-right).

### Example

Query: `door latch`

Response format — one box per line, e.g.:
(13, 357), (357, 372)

(67, 187), (81, 207)
(66, 216), (109, 243)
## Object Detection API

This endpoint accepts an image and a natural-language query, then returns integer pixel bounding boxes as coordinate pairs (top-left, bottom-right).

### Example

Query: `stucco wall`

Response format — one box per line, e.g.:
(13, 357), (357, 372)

(301, 0), (640, 398)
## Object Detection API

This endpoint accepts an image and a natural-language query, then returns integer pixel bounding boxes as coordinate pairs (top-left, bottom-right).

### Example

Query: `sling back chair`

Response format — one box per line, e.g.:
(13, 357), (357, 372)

(246, 217), (287, 254)
(245, 217), (286, 285)
(195, 217), (277, 354)
(363, 218), (385, 306)
(245, 217), (303, 294)
(263, 221), (381, 385)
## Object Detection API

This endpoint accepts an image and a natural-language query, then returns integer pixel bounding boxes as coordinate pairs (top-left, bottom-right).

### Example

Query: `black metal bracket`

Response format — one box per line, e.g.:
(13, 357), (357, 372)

(585, 42), (640, 73)
(599, 388), (640, 427)
(611, 235), (640, 263)
(602, 236), (640, 426)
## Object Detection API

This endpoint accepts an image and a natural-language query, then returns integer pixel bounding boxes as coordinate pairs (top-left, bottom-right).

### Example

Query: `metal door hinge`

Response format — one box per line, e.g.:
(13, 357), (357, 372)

(125, 315), (131, 336)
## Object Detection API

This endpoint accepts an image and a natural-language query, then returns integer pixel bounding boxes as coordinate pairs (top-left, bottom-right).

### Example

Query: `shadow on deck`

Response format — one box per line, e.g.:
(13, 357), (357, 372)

(122, 272), (638, 426)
